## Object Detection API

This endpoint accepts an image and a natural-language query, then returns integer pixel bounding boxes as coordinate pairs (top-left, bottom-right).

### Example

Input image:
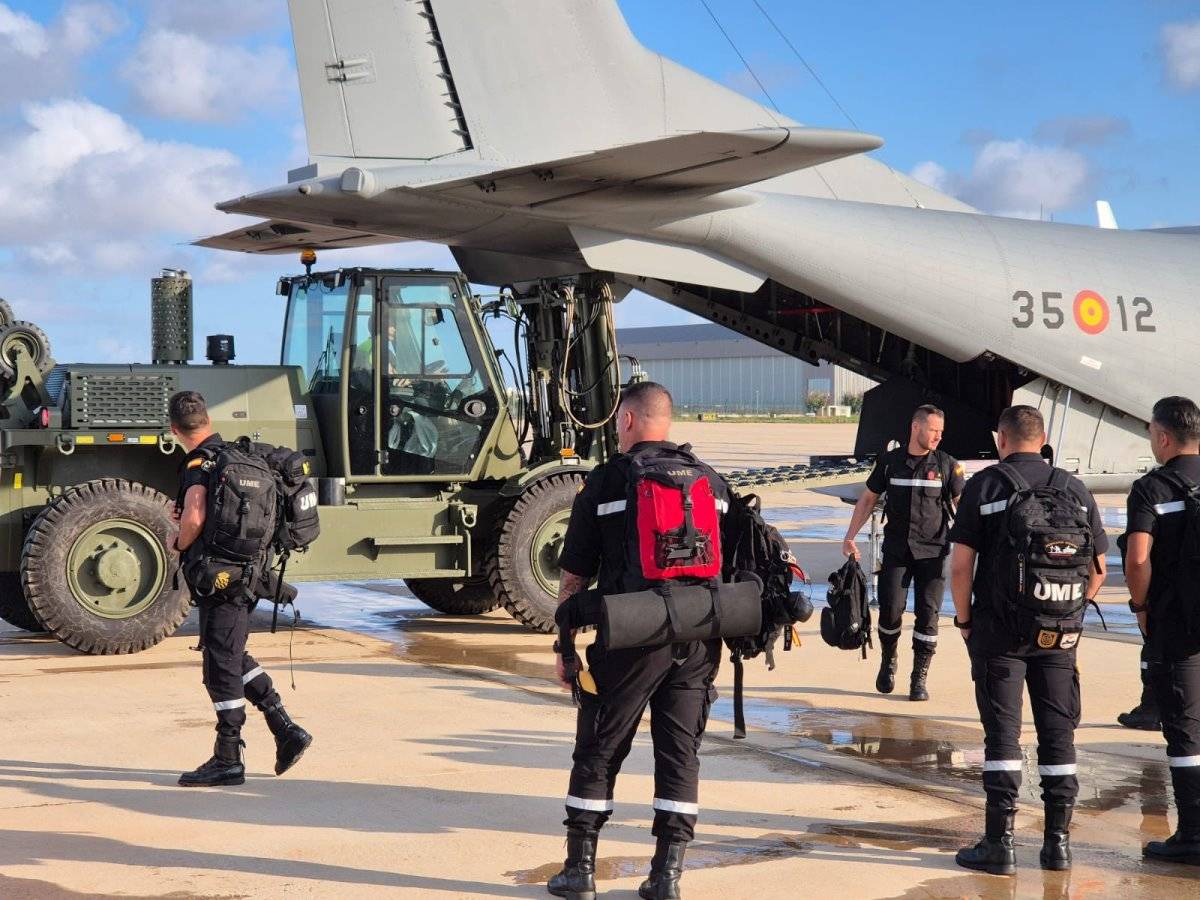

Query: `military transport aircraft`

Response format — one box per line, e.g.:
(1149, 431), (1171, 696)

(199, 0), (1199, 487)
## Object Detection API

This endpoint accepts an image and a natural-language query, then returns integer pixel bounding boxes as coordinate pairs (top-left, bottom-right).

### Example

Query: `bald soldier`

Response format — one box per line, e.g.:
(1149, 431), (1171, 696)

(548, 381), (737, 900)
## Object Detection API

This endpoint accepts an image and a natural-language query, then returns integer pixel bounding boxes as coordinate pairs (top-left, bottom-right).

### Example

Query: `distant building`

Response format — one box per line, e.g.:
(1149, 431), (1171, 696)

(617, 323), (875, 414)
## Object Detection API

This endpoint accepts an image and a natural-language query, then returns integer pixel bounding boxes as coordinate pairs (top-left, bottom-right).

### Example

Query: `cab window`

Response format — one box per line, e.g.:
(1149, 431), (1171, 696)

(281, 277), (349, 393)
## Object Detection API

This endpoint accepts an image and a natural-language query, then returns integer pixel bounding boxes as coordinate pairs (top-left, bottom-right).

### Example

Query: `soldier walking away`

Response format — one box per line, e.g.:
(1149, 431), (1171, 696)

(169, 391), (312, 787)
(549, 382), (734, 900)
(842, 405), (965, 700)
(1124, 396), (1200, 866)
(949, 405), (1107, 874)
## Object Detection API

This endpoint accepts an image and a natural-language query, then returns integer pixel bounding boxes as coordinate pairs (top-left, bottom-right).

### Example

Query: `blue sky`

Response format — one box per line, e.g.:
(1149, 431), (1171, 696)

(0, 0), (1196, 365)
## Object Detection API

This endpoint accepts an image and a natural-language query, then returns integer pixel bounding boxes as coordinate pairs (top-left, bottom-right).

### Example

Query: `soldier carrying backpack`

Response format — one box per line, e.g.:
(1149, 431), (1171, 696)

(548, 382), (739, 900)
(169, 391), (314, 788)
(948, 405), (1107, 876)
(1124, 396), (1200, 867)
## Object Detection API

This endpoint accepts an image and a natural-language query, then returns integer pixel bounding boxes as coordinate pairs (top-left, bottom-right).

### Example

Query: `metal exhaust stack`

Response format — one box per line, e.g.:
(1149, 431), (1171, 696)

(151, 268), (193, 365)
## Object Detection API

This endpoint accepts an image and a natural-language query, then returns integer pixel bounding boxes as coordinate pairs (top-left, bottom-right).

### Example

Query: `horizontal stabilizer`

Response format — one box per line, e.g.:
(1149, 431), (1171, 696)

(194, 220), (401, 254)
(571, 227), (765, 292)
(423, 127), (883, 212)
(1143, 225), (1200, 235)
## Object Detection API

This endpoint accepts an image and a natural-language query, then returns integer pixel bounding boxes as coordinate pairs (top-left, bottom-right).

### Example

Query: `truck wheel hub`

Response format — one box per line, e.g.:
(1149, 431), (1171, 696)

(96, 546), (139, 591)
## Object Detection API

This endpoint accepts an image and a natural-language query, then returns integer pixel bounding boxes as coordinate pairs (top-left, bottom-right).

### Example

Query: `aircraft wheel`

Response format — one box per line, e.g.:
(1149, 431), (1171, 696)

(22, 479), (191, 654)
(406, 575), (501, 616)
(487, 472), (584, 633)
(0, 571), (47, 632)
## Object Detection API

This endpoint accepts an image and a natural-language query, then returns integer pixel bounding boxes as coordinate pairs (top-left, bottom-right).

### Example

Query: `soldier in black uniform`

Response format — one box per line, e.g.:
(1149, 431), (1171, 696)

(170, 391), (312, 787)
(1124, 395), (1200, 866)
(548, 382), (734, 900)
(949, 405), (1107, 874)
(843, 405), (965, 700)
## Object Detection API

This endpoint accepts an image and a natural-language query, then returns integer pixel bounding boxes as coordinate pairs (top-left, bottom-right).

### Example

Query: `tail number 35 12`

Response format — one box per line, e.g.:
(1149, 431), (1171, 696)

(1011, 290), (1154, 335)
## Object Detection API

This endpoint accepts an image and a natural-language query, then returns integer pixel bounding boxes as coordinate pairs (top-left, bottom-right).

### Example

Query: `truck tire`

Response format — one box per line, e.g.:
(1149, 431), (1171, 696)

(406, 576), (501, 615)
(21, 479), (191, 654)
(487, 472), (585, 633)
(0, 320), (53, 381)
(0, 572), (46, 632)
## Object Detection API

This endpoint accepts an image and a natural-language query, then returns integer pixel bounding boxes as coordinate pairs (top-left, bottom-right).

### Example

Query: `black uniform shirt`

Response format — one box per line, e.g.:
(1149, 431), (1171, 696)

(559, 441), (735, 596)
(865, 447), (965, 561)
(1125, 453), (1200, 659)
(950, 452), (1107, 655)
(176, 433), (224, 513)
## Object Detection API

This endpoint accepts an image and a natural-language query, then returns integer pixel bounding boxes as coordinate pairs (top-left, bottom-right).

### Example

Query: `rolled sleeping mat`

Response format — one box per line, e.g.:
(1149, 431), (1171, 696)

(601, 580), (762, 651)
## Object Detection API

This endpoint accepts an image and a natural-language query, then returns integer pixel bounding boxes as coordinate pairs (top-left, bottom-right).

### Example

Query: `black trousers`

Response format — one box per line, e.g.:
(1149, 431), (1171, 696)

(970, 647), (1079, 809)
(1148, 649), (1200, 830)
(198, 595), (280, 739)
(566, 639), (721, 843)
(878, 553), (945, 655)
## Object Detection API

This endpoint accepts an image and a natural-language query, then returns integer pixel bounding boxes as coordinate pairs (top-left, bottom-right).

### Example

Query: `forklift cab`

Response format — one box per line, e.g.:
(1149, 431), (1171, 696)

(281, 269), (504, 481)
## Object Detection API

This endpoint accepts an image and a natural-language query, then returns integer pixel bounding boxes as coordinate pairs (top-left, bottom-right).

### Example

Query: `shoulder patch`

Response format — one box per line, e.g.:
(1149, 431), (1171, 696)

(955, 464), (965, 476)
(186, 458), (205, 469)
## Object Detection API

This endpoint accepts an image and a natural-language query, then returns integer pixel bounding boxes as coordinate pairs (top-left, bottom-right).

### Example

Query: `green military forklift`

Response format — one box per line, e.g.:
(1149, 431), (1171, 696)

(0, 263), (626, 653)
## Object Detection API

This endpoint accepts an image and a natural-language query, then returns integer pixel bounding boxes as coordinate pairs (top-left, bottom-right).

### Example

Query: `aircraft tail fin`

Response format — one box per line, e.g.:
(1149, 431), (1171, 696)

(288, 0), (782, 166)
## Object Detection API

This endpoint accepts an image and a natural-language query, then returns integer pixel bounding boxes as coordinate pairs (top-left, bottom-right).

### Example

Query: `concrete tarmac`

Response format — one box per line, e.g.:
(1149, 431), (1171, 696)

(0, 423), (1195, 898)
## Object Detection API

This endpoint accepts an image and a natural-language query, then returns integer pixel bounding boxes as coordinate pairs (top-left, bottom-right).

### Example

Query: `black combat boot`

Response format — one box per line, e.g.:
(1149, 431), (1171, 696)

(876, 641), (898, 694)
(264, 702), (313, 775)
(1039, 803), (1073, 870)
(638, 838), (686, 899)
(1144, 776), (1200, 866)
(547, 831), (597, 900)
(1117, 701), (1161, 731)
(909, 651), (933, 702)
(178, 734), (245, 787)
(955, 805), (1017, 875)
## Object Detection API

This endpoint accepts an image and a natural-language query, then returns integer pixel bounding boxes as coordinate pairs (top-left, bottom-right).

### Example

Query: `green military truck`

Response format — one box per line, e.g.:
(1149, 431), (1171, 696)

(0, 266), (625, 653)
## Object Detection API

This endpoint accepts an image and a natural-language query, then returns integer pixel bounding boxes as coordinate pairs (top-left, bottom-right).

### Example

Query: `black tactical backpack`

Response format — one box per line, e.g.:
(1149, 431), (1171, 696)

(237, 438), (321, 553)
(990, 464), (1095, 649)
(721, 491), (814, 738)
(821, 557), (872, 657)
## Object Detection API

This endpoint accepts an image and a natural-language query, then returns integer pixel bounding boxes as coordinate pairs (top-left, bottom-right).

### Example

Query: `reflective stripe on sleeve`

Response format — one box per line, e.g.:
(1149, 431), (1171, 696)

(596, 500), (626, 516)
(982, 759), (1023, 772)
(566, 795), (614, 811)
(890, 478), (942, 487)
(242, 666), (265, 684)
(1168, 756), (1200, 768)
(1038, 763), (1078, 776)
(913, 632), (937, 644)
(1141, 661), (1149, 670)
(213, 698), (246, 712)
(1155, 500), (1186, 515)
(716, 499), (729, 513)
(980, 499), (1009, 516)
(653, 798), (700, 815)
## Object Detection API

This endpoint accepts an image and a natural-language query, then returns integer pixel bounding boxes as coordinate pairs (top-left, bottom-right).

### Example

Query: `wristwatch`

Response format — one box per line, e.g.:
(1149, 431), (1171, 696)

(1128, 599), (1148, 614)
(953, 615), (972, 629)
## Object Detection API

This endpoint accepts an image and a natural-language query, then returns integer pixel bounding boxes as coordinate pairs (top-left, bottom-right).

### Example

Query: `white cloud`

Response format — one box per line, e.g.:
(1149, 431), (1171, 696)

(146, 0), (288, 39)
(1162, 20), (1200, 90)
(122, 29), (294, 123)
(1034, 115), (1129, 148)
(0, 2), (125, 105)
(0, 99), (249, 270)
(911, 140), (1092, 219)
(60, 2), (126, 54)
(0, 3), (46, 57)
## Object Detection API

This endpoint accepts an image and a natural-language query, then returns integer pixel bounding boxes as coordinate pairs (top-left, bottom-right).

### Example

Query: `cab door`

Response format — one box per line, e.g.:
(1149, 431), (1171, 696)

(346, 274), (501, 480)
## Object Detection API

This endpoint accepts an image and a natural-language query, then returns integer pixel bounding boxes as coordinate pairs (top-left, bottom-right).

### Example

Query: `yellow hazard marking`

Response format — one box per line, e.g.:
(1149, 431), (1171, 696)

(76, 435), (94, 445)
(13, 472), (22, 490)
(187, 458), (204, 469)
(213, 571), (231, 591)
(139, 435), (157, 445)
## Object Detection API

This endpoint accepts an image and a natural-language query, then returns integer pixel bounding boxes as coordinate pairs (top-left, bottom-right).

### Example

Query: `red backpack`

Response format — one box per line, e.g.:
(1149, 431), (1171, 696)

(624, 444), (723, 586)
